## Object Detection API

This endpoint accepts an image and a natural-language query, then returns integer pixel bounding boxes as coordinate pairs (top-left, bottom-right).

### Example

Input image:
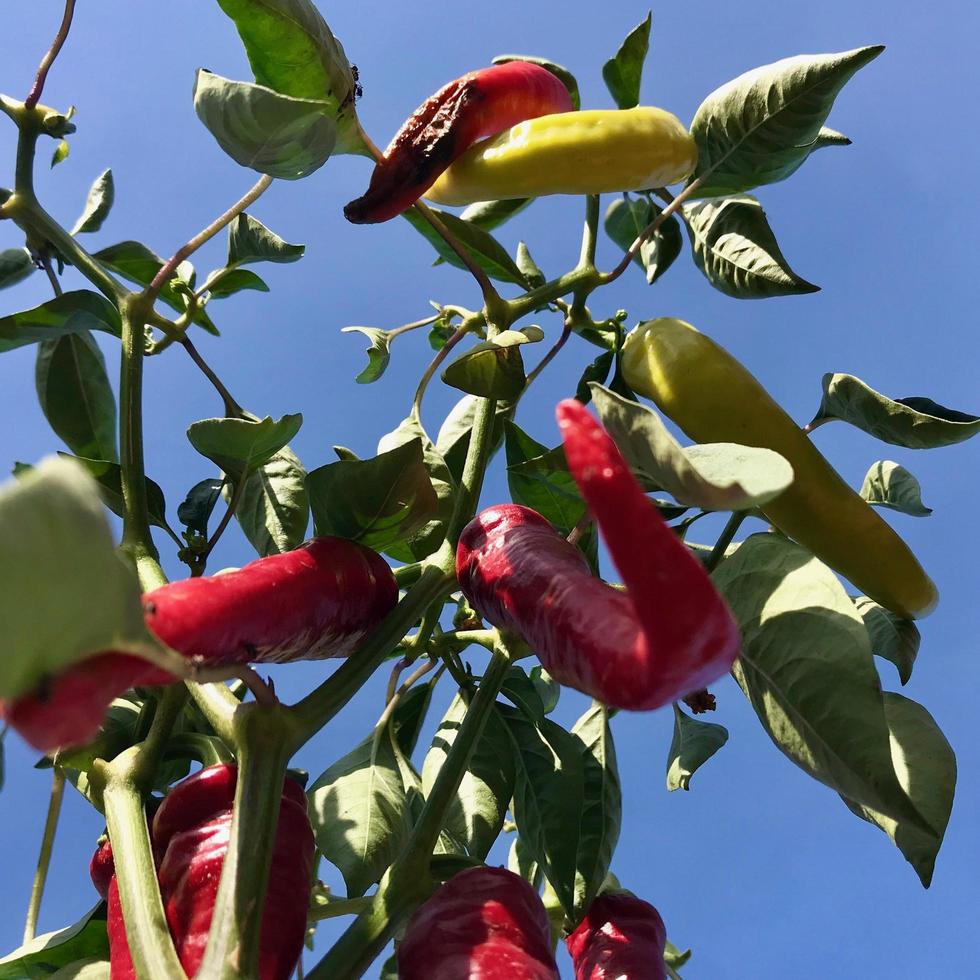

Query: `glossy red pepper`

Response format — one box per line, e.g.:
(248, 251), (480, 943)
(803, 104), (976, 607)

(456, 400), (740, 711)
(1, 537), (397, 752)
(566, 892), (668, 980)
(91, 764), (314, 980)
(344, 62), (573, 223)
(397, 866), (559, 980)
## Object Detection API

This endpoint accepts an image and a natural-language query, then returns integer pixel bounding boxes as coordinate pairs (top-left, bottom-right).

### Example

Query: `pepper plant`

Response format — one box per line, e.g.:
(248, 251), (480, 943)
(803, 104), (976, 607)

(0, 2), (974, 978)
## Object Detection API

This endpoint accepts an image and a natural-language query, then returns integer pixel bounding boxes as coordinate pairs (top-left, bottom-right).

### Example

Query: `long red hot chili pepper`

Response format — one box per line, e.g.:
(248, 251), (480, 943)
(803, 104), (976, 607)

(397, 865), (560, 980)
(566, 891), (668, 980)
(91, 764), (314, 980)
(456, 400), (740, 711)
(344, 61), (573, 223)
(1, 537), (397, 752)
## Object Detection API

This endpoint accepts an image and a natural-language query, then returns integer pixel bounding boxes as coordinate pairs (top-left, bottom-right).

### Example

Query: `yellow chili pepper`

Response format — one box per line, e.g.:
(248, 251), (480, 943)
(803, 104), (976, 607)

(621, 318), (938, 619)
(424, 107), (698, 206)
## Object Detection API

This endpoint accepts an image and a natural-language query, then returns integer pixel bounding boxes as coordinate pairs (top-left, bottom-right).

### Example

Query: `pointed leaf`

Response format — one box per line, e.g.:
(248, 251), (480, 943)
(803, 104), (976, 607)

(201, 266), (270, 299)
(178, 478), (224, 539)
(71, 169), (115, 235)
(0, 248), (34, 289)
(51, 139), (70, 168)
(341, 326), (391, 385)
(713, 533), (929, 829)
(860, 460), (931, 517)
(61, 454), (171, 534)
(0, 291), (120, 354)
(460, 197), (534, 231)
(811, 373), (980, 448)
(854, 596), (919, 686)
(690, 46), (884, 197)
(0, 905), (108, 979)
(186, 413), (302, 479)
(682, 195), (818, 298)
(602, 12), (652, 109)
(227, 213), (305, 266)
(515, 241), (545, 288)
(839, 693), (955, 888)
(604, 196), (682, 284)
(232, 445), (309, 556)
(812, 127), (851, 151)
(36, 332), (118, 462)
(666, 703), (729, 791)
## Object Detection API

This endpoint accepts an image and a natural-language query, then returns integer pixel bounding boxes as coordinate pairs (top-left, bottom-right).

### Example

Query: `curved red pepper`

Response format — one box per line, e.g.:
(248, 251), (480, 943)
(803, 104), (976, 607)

(344, 62), (573, 223)
(397, 866), (559, 980)
(92, 765), (314, 980)
(566, 892), (668, 980)
(1, 537), (397, 752)
(456, 400), (739, 710)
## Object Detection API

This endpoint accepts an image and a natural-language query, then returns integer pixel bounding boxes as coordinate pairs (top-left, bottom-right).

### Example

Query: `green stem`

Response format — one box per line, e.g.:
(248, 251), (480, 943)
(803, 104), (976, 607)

(128, 685), (188, 788)
(507, 265), (598, 322)
(180, 337), (245, 418)
(579, 194), (601, 269)
(196, 705), (294, 980)
(524, 321), (571, 390)
(14, 127), (38, 199)
(306, 644), (512, 979)
(706, 510), (747, 572)
(445, 392), (498, 546)
(185, 682), (239, 746)
(25, 0), (76, 110)
(22, 767), (65, 943)
(412, 318), (474, 419)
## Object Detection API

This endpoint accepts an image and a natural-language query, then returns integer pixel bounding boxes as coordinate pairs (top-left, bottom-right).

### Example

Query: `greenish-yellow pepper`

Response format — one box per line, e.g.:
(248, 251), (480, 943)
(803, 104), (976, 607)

(622, 318), (938, 619)
(425, 107), (698, 206)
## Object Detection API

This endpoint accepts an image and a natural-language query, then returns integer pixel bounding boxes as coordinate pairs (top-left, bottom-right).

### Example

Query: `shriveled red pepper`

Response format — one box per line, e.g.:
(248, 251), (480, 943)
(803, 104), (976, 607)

(456, 400), (740, 711)
(566, 891), (668, 980)
(344, 62), (573, 223)
(397, 865), (559, 980)
(1, 537), (397, 752)
(91, 764), (314, 980)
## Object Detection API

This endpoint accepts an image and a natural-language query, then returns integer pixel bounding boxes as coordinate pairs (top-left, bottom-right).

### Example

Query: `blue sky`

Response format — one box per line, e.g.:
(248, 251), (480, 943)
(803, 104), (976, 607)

(1, 2), (977, 977)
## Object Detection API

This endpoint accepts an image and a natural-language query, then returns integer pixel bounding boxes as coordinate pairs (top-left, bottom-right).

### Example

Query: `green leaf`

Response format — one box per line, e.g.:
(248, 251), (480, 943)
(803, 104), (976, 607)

(421, 693), (516, 860)
(227, 213), (305, 266)
(391, 680), (437, 760)
(341, 326), (391, 384)
(515, 241), (545, 288)
(51, 139), (70, 168)
(604, 196), (682, 284)
(214, 0), (363, 154)
(200, 266), (269, 299)
(70, 169), (115, 235)
(810, 373), (980, 449)
(307, 438), (438, 551)
(0, 905), (108, 979)
(178, 478), (223, 539)
(459, 197), (533, 231)
(507, 835), (541, 889)
(530, 666), (560, 715)
(713, 533), (929, 829)
(442, 330), (536, 400)
(839, 693), (955, 888)
(402, 207), (528, 285)
(853, 596), (919, 686)
(682, 195), (818, 298)
(50, 959), (112, 979)
(186, 413), (302, 480)
(36, 332), (118, 462)
(53, 697), (142, 772)
(859, 460), (931, 517)
(665, 941), (693, 969)
(0, 458), (163, 699)
(0, 248), (34, 289)
(92, 243), (217, 334)
(602, 12), (652, 109)
(589, 384), (794, 509)
(812, 126), (851, 151)
(309, 733), (412, 897)
(61, 454), (171, 534)
(570, 703), (622, 918)
(666, 703), (729, 791)
(232, 445), (309, 556)
(492, 54), (581, 110)
(193, 70), (335, 179)
(501, 665), (548, 722)
(501, 705), (585, 917)
(0, 291), (120, 354)
(377, 416), (453, 561)
(689, 46), (883, 197)
(575, 350), (615, 403)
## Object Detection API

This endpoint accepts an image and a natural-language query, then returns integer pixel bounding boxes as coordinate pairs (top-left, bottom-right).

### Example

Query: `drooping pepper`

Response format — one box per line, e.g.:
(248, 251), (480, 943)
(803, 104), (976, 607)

(91, 764), (314, 980)
(345, 61), (574, 223)
(566, 891), (668, 980)
(621, 318), (938, 618)
(424, 107), (698, 206)
(1, 536), (398, 752)
(455, 400), (740, 711)
(397, 865), (560, 980)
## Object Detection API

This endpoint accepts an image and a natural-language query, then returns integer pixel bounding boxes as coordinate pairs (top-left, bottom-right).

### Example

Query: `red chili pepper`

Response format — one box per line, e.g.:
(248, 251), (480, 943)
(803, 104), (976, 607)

(566, 892), (668, 980)
(455, 400), (740, 711)
(344, 62), (573, 223)
(1, 537), (397, 752)
(91, 764), (314, 980)
(397, 866), (559, 980)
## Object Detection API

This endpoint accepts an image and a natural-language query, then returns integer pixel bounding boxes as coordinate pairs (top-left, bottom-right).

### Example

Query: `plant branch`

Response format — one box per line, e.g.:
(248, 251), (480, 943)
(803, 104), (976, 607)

(185, 681), (240, 746)
(578, 194), (601, 269)
(524, 321), (571, 390)
(389, 312), (441, 340)
(179, 335), (246, 417)
(25, 0), (76, 110)
(412, 317), (475, 419)
(22, 767), (66, 943)
(706, 510), (747, 572)
(145, 173), (273, 303)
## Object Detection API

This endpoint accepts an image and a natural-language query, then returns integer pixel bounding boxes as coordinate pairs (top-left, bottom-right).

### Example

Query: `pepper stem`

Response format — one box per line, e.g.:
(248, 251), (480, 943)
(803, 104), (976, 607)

(22, 767), (65, 943)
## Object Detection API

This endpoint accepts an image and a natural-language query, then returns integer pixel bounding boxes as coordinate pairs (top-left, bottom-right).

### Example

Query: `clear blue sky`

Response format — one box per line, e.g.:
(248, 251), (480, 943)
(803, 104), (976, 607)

(1, 2), (977, 977)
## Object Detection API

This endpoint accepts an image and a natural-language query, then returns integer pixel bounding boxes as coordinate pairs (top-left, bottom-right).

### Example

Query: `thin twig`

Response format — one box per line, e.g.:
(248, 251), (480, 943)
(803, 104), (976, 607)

(388, 313), (441, 339)
(374, 658), (439, 734)
(39, 255), (63, 296)
(180, 336), (245, 418)
(524, 322), (571, 389)
(201, 475), (247, 562)
(25, 0), (76, 110)
(706, 511), (747, 572)
(412, 319), (474, 418)
(23, 768), (66, 942)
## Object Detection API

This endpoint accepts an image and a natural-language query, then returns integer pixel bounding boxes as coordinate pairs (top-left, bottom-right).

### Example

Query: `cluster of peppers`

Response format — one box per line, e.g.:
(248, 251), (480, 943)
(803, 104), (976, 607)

(6, 58), (937, 979)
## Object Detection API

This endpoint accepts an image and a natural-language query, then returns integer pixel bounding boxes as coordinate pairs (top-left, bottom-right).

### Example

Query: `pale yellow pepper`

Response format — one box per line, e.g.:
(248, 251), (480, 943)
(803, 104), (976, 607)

(425, 107), (698, 206)
(622, 318), (938, 619)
